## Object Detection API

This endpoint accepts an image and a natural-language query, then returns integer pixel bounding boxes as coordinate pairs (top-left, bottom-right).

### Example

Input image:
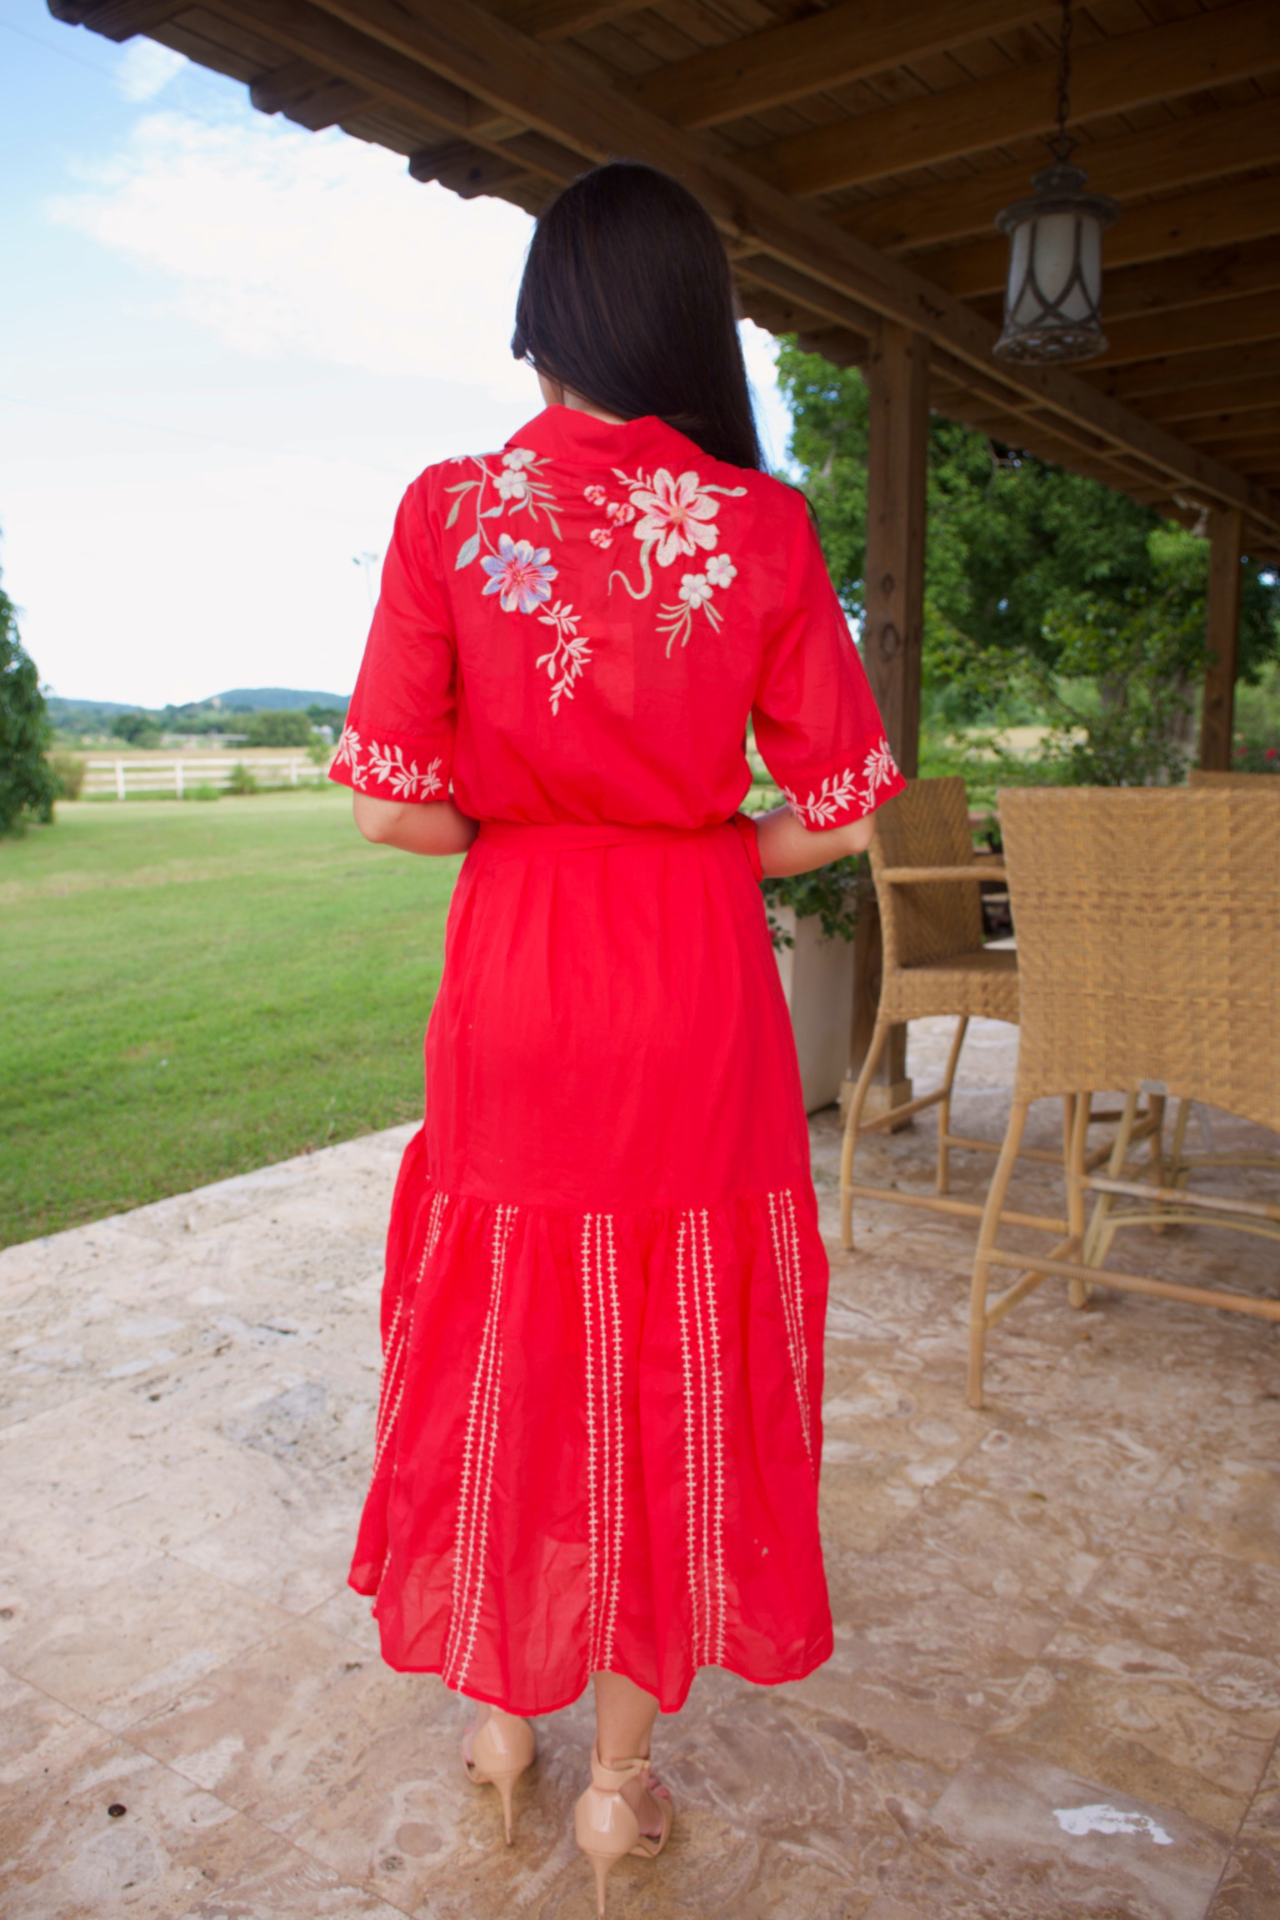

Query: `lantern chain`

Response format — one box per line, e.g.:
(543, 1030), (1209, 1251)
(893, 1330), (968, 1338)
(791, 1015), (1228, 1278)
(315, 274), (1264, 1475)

(1051, 0), (1076, 165)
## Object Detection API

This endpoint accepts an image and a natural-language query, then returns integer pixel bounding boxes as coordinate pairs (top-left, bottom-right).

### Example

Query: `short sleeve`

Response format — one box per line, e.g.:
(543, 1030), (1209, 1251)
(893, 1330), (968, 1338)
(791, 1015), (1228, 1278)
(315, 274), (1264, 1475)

(329, 475), (456, 804)
(753, 496), (906, 829)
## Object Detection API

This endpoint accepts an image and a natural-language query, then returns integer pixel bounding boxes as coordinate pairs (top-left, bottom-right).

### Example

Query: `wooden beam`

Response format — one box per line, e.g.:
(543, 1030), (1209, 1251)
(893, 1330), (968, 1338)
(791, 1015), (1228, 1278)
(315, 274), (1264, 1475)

(919, 173), (1280, 303)
(1098, 292), (1280, 368)
(249, 57), (369, 130)
(628, 0), (1053, 133)
(847, 100), (1280, 256)
(964, 235), (1280, 329)
(1199, 507), (1243, 772)
(1192, 436), (1280, 472)
(745, 0), (1280, 199)
(408, 138), (531, 198)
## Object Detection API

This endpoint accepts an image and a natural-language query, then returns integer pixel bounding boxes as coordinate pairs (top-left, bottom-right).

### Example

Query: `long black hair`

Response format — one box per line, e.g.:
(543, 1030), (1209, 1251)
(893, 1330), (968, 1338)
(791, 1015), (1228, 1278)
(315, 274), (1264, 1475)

(512, 162), (763, 473)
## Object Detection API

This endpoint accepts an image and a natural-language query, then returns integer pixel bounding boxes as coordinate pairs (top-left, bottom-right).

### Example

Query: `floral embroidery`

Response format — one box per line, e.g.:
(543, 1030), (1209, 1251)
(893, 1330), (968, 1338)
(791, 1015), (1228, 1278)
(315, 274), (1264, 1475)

(334, 722), (361, 775)
(585, 466), (747, 657)
(535, 602), (593, 716)
(783, 734), (900, 828)
(481, 534), (557, 615)
(365, 743), (444, 802)
(445, 447), (561, 577)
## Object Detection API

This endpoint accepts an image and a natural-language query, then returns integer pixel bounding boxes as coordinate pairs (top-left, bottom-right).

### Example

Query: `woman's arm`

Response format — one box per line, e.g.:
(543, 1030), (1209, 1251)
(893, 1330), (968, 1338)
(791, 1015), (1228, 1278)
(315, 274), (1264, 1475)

(352, 792), (479, 856)
(755, 803), (875, 878)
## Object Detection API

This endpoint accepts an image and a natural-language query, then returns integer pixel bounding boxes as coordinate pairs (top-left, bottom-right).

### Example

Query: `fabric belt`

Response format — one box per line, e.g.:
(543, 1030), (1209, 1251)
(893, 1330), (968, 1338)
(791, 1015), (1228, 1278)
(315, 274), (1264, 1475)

(476, 813), (764, 879)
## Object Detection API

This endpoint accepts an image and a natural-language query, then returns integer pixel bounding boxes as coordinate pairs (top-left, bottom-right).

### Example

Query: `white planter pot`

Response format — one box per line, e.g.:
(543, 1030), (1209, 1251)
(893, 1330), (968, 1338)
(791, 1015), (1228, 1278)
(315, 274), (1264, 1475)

(772, 906), (855, 1114)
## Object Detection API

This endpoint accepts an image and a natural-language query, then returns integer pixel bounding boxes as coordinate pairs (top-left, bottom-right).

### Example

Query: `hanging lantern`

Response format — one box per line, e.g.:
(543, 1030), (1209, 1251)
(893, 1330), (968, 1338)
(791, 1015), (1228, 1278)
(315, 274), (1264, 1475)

(993, 0), (1119, 365)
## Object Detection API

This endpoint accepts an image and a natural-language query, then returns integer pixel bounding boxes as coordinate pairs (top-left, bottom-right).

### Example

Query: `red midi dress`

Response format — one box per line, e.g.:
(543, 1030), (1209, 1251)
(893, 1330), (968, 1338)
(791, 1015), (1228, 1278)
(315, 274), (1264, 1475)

(330, 405), (904, 1716)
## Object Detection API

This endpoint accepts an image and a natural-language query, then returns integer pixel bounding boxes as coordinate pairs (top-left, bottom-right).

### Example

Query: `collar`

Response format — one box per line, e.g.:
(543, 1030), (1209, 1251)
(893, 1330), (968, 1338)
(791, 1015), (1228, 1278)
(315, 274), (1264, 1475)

(505, 404), (706, 469)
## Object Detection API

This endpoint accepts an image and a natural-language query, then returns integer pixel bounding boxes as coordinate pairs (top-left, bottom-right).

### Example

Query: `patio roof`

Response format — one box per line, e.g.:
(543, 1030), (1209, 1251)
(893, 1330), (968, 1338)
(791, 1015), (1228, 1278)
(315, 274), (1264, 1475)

(48, 0), (1280, 558)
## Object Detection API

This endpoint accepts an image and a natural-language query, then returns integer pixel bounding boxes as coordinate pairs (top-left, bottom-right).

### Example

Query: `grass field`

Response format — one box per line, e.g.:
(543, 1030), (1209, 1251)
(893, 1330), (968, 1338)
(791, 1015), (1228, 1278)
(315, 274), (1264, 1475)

(2, 788), (460, 1247)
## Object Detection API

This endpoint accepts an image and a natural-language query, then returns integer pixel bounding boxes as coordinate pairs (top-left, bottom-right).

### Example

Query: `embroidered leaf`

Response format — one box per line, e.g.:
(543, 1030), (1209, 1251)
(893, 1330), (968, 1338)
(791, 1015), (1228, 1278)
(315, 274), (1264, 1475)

(444, 493), (464, 529)
(455, 532), (481, 570)
(480, 504), (506, 519)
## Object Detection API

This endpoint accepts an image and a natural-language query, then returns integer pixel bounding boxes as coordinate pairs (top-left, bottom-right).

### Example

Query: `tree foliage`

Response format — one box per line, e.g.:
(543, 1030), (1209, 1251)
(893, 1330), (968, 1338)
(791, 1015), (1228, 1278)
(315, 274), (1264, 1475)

(246, 708), (313, 747)
(0, 564), (57, 834)
(776, 343), (1280, 781)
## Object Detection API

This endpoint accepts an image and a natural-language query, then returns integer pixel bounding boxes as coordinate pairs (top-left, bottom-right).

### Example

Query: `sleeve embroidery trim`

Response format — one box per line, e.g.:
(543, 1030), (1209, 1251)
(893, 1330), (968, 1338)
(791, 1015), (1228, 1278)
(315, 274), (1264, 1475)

(333, 723), (446, 803)
(782, 736), (902, 828)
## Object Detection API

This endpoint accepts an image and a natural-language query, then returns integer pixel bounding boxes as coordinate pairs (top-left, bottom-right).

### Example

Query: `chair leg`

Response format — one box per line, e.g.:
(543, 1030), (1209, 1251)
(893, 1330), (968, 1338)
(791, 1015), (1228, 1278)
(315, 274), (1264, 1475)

(1168, 1097), (1193, 1190)
(839, 1020), (891, 1252)
(1065, 1093), (1092, 1307)
(1082, 1089), (1139, 1269)
(935, 1016), (970, 1196)
(968, 1100), (1030, 1411)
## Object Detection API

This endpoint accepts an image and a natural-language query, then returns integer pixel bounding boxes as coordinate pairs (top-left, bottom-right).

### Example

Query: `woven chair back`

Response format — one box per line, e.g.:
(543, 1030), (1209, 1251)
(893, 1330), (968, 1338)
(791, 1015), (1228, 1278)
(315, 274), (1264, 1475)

(870, 777), (986, 970)
(1000, 788), (1280, 1132)
(1189, 769), (1280, 792)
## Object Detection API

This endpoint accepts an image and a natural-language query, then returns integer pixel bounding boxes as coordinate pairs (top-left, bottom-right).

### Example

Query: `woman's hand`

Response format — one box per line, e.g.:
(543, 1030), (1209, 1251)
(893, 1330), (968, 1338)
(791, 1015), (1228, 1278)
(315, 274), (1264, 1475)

(352, 792), (480, 856)
(755, 803), (875, 878)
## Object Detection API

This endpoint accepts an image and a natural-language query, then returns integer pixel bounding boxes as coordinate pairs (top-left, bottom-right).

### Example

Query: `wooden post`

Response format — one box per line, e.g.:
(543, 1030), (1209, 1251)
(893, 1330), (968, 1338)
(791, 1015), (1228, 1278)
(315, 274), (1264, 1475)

(845, 320), (928, 1126)
(1198, 505), (1243, 771)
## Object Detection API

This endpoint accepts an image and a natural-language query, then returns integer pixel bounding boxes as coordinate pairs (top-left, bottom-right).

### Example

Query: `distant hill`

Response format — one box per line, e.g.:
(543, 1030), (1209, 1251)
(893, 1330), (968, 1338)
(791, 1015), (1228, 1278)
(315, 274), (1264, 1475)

(47, 687), (350, 731)
(212, 688), (350, 712)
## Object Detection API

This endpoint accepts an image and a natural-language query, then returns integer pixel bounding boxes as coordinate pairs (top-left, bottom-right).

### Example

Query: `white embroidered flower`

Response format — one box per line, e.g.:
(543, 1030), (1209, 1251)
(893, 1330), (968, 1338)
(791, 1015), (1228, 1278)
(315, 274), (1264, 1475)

(863, 738), (899, 791)
(503, 447), (537, 470)
(783, 767), (862, 829)
(583, 483), (607, 506)
(496, 467), (530, 502)
(704, 553), (736, 588)
(678, 572), (713, 610)
(333, 723), (360, 773)
(589, 526), (614, 550)
(366, 742), (443, 801)
(536, 601), (593, 715)
(630, 468), (720, 566)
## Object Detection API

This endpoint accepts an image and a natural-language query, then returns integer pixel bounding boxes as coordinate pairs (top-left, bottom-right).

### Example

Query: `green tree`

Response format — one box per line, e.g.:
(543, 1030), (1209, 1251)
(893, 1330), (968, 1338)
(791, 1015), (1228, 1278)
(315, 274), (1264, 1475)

(246, 708), (313, 747)
(0, 566), (57, 834)
(775, 343), (1280, 779)
(110, 709), (163, 745)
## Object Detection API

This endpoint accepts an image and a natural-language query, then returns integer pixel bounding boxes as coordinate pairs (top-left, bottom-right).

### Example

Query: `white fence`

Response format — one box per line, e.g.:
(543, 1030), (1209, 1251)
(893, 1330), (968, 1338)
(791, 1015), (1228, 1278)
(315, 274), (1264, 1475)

(81, 753), (331, 799)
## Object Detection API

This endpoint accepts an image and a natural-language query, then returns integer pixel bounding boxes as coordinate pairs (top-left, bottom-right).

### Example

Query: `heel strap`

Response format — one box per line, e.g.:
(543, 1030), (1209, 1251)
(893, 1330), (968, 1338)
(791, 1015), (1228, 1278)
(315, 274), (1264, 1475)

(590, 1744), (652, 1792)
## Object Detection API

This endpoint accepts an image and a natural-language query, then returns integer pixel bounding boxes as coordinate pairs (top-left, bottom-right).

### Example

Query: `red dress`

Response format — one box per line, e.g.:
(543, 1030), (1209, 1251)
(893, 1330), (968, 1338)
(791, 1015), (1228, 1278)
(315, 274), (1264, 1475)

(330, 405), (904, 1715)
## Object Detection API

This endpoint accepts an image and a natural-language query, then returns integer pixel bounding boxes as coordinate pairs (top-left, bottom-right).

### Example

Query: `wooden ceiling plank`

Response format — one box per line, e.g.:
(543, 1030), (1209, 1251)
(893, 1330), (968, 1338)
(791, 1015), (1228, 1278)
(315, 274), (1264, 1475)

(627, 0), (1055, 132)
(73, 0), (1280, 539)
(1096, 339), (1280, 400)
(486, 0), (649, 43)
(1100, 236), (1280, 324)
(1192, 436), (1280, 469)
(1146, 381), (1280, 426)
(744, 0), (1280, 198)
(1099, 291), (1280, 368)
(846, 97), (1280, 255)
(920, 173), (1280, 301)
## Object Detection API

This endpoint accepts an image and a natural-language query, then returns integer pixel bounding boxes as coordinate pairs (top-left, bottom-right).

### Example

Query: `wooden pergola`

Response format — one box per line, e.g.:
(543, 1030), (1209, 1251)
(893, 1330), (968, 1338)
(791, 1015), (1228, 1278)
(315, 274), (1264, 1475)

(50, 0), (1280, 780)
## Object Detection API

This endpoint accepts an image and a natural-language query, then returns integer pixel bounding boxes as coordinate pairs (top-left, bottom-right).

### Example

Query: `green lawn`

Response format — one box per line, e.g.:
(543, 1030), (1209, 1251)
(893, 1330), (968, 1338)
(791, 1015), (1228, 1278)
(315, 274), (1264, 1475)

(2, 788), (460, 1247)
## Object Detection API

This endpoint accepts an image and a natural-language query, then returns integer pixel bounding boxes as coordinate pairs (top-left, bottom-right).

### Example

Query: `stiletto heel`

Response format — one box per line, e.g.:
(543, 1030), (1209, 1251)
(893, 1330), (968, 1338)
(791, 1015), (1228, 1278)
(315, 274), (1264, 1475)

(462, 1708), (537, 1845)
(573, 1743), (674, 1917)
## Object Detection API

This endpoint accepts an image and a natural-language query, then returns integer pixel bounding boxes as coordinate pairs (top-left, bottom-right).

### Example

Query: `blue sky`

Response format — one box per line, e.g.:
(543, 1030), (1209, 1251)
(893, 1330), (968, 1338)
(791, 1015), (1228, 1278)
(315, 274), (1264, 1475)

(0, 1), (792, 707)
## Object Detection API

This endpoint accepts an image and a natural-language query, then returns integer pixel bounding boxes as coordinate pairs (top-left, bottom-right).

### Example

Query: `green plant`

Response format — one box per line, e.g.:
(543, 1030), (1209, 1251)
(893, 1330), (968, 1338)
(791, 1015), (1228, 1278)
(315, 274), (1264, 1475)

(110, 710), (163, 746)
(188, 782), (221, 802)
(0, 561), (58, 835)
(246, 708), (313, 747)
(48, 750), (85, 800)
(227, 762), (259, 796)
(760, 854), (865, 949)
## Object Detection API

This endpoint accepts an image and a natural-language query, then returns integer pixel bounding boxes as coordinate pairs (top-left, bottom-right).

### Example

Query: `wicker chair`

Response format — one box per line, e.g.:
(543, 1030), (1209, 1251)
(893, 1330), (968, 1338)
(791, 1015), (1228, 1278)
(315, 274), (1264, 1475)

(968, 787), (1280, 1410)
(839, 777), (1036, 1250)
(1189, 769), (1280, 790)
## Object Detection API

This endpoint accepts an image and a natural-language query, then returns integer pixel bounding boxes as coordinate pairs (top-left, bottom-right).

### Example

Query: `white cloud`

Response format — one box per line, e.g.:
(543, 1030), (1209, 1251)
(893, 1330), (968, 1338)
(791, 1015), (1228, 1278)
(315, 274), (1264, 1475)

(114, 41), (187, 102)
(48, 109), (536, 399)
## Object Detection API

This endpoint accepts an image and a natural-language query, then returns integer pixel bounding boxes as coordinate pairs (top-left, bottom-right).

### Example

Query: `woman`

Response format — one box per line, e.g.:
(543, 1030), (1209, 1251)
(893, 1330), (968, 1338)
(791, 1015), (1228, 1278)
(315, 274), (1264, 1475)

(331, 161), (904, 1913)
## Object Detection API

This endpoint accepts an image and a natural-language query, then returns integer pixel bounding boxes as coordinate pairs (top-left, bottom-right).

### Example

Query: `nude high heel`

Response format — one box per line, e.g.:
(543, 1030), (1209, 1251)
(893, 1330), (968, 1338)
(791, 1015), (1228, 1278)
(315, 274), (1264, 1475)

(461, 1708), (537, 1844)
(573, 1744), (674, 1917)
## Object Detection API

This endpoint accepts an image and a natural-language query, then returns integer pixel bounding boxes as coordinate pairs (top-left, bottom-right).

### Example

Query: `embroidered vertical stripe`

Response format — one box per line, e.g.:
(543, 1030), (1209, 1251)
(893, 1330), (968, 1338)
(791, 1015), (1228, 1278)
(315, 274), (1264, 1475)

(677, 1207), (726, 1666)
(581, 1212), (623, 1670)
(768, 1188), (814, 1473)
(443, 1203), (516, 1692)
(372, 1191), (450, 1478)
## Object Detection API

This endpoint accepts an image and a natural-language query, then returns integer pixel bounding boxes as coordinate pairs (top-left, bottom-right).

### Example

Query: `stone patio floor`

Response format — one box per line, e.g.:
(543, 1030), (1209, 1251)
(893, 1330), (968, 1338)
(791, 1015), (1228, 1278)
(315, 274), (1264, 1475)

(2, 1016), (1279, 1920)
